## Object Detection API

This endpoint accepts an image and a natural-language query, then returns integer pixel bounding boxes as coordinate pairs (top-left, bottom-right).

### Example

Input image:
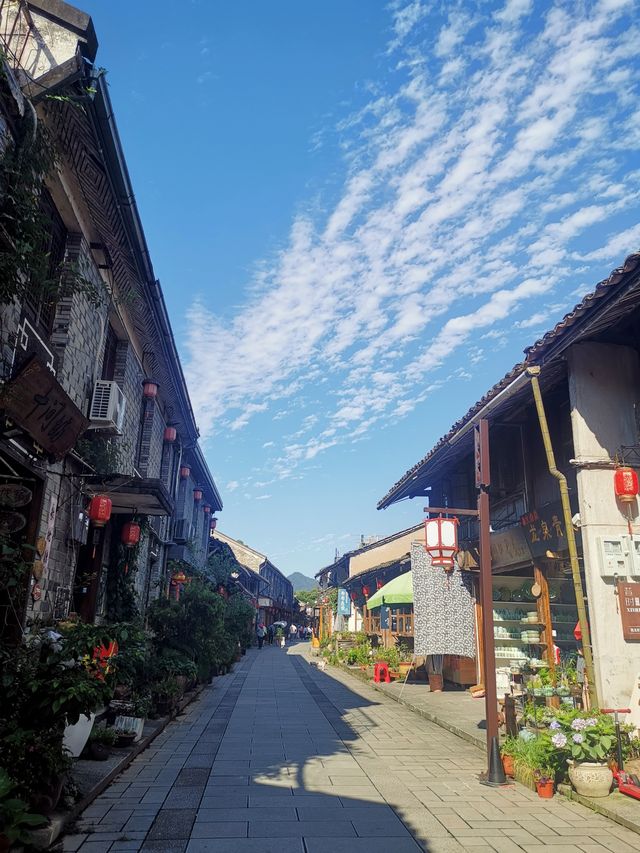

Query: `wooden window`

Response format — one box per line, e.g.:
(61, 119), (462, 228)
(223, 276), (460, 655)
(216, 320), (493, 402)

(23, 189), (67, 335)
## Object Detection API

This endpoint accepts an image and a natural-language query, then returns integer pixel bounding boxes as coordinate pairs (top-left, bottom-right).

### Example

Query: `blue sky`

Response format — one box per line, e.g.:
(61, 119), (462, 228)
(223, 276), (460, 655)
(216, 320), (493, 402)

(81, 0), (640, 578)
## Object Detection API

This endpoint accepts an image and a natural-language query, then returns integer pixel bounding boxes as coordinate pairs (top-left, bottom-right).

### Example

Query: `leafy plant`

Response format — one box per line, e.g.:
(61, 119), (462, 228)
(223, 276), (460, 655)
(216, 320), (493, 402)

(0, 768), (46, 844)
(88, 727), (117, 746)
(549, 710), (617, 763)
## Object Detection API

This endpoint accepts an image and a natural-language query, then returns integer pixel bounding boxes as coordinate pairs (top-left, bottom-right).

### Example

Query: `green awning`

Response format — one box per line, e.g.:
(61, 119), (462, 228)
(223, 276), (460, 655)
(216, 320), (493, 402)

(366, 571), (413, 608)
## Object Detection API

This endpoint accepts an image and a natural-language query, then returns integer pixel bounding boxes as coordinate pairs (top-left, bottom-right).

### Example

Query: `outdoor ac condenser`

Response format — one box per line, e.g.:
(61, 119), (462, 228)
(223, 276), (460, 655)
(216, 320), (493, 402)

(88, 380), (127, 434)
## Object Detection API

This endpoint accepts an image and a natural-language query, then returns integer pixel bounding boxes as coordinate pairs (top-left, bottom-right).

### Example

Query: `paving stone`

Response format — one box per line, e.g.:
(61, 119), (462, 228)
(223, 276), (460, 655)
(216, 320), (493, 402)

(248, 819), (356, 837)
(186, 841), (303, 853)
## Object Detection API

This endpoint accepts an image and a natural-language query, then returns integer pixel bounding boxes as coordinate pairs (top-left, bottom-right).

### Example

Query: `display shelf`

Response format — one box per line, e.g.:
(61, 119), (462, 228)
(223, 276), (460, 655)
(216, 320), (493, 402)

(494, 619), (544, 625)
(493, 638), (547, 645)
(492, 600), (538, 606)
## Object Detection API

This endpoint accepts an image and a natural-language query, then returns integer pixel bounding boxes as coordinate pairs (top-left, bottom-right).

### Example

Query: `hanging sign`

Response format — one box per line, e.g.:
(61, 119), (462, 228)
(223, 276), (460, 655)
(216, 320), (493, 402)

(520, 500), (580, 559)
(617, 580), (640, 641)
(337, 587), (351, 616)
(0, 356), (89, 459)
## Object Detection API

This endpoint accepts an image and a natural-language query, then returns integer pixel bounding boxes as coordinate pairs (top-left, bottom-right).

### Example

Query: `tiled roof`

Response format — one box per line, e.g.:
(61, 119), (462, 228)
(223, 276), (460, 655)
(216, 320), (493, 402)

(378, 252), (640, 510)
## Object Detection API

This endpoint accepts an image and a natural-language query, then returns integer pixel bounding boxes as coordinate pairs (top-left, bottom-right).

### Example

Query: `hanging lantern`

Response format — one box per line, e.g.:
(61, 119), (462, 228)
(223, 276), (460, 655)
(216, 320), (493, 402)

(193, 488), (203, 502)
(142, 380), (158, 399)
(164, 426), (177, 443)
(203, 504), (211, 514)
(376, 578), (384, 590)
(424, 515), (459, 569)
(362, 584), (370, 597)
(121, 521), (141, 548)
(210, 517), (218, 531)
(88, 495), (112, 528)
(180, 465), (191, 479)
(350, 591), (357, 602)
(614, 467), (639, 503)
(573, 620), (582, 642)
(171, 570), (187, 584)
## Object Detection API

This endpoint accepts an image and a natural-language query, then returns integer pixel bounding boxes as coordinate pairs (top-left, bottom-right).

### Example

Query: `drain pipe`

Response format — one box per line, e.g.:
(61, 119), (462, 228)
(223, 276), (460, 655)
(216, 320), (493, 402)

(526, 366), (598, 709)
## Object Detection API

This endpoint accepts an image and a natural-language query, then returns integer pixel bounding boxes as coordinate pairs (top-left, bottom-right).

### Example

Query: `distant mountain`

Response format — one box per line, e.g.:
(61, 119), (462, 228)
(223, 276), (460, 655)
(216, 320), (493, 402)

(288, 572), (318, 592)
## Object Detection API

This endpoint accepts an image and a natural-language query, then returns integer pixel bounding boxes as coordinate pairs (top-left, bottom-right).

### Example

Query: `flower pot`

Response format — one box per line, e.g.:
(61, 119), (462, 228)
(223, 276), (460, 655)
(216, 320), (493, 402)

(567, 760), (613, 798)
(63, 712), (96, 758)
(502, 755), (515, 778)
(428, 673), (444, 693)
(90, 742), (111, 761)
(536, 779), (554, 798)
(31, 775), (65, 814)
(116, 732), (137, 748)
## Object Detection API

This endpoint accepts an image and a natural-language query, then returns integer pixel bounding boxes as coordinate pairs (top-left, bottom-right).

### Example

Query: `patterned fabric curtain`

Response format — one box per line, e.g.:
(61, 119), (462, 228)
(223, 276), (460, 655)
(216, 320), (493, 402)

(411, 541), (476, 658)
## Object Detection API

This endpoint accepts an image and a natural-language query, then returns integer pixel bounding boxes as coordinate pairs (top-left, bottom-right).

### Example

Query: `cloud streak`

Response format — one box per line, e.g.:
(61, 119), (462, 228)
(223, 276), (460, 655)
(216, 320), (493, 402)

(186, 0), (640, 481)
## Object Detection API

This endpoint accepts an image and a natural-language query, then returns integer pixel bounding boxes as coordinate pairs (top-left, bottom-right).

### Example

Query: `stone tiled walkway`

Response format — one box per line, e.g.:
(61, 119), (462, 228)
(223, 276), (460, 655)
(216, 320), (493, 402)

(60, 645), (640, 853)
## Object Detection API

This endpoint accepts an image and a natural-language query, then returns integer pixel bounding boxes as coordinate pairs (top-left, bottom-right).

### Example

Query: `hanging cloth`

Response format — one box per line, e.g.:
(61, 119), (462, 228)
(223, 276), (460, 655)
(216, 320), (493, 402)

(411, 541), (475, 658)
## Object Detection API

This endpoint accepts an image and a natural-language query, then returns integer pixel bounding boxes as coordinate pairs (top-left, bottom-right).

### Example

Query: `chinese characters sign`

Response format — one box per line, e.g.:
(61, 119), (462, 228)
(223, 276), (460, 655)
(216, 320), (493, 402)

(618, 580), (640, 641)
(337, 588), (351, 616)
(0, 357), (89, 459)
(520, 501), (577, 559)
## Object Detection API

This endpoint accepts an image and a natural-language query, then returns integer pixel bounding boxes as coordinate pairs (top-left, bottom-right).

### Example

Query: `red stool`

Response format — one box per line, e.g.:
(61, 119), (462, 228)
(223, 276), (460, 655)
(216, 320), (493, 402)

(374, 661), (390, 683)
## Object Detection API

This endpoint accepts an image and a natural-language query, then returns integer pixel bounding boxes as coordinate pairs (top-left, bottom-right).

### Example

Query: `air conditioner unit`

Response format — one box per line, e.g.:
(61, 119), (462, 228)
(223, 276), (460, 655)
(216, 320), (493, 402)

(173, 519), (193, 543)
(88, 381), (126, 434)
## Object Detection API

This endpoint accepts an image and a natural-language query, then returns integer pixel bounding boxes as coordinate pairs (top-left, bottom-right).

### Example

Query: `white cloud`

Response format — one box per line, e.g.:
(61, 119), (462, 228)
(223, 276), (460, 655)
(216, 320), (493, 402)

(185, 0), (640, 479)
(225, 480), (239, 492)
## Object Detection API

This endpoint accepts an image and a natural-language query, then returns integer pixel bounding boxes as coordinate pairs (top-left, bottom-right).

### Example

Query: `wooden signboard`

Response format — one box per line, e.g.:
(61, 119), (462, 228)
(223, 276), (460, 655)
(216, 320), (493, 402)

(0, 356), (89, 460)
(618, 580), (640, 641)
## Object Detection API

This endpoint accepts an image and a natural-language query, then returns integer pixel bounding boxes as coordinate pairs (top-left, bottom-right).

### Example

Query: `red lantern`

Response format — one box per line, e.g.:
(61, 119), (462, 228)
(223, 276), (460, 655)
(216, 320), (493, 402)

(424, 515), (459, 569)
(350, 591), (357, 602)
(210, 517), (218, 531)
(171, 570), (187, 584)
(376, 578), (384, 590)
(362, 585), (370, 597)
(88, 495), (112, 528)
(121, 521), (141, 548)
(142, 380), (158, 398)
(164, 426), (177, 443)
(193, 489), (203, 502)
(203, 504), (211, 514)
(614, 467), (639, 503)
(180, 465), (191, 479)
(574, 620), (582, 642)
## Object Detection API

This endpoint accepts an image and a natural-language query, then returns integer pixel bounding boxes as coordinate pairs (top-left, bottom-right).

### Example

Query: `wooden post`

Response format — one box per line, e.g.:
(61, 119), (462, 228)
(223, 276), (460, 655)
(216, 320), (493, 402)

(476, 419), (500, 762)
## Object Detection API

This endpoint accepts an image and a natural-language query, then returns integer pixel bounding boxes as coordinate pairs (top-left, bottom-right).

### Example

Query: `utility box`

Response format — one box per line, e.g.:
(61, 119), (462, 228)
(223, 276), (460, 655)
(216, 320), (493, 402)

(597, 535), (630, 577)
(624, 535), (640, 579)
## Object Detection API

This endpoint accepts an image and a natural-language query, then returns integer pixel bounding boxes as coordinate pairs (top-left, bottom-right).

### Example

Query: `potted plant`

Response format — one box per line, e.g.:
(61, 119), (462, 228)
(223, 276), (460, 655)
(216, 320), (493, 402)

(501, 736), (520, 778)
(275, 627), (285, 648)
(152, 677), (182, 715)
(87, 726), (117, 761)
(534, 768), (555, 798)
(528, 675), (544, 697)
(549, 712), (615, 798)
(114, 725), (138, 747)
(0, 770), (46, 852)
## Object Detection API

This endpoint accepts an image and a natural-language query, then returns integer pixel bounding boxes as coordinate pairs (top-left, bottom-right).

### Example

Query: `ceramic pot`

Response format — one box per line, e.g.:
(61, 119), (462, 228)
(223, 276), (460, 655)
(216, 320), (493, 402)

(567, 760), (613, 798)
(502, 755), (515, 778)
(90, 742), (110, 761)
(536, 779), (554, 799)
(63, 712), (96, 758)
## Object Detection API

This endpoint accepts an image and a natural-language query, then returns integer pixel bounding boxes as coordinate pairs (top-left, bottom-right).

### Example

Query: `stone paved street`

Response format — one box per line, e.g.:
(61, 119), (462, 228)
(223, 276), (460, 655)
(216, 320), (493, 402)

(61, 645), (640, 853)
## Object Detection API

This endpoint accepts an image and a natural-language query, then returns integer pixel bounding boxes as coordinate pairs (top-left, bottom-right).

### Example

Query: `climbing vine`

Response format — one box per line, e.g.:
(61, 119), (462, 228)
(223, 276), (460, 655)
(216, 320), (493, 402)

(105, 517), (150, 622)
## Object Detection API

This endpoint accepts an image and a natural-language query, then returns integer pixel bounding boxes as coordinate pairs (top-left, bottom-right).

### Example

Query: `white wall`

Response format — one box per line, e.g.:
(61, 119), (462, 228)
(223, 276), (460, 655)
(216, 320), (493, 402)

(568, 342), (640, 726)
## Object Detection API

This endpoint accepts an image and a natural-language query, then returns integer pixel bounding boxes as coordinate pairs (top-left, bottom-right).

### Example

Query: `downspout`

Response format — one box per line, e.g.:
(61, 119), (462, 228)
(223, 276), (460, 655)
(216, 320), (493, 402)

(526, 366), (598, 709)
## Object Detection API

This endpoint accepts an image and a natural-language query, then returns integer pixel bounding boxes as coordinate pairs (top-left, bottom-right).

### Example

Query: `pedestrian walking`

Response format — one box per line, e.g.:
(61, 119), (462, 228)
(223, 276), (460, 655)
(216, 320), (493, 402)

(256, 623), (266, 649)
(267, 623), (274, 645)
(289, 623), (297, 643)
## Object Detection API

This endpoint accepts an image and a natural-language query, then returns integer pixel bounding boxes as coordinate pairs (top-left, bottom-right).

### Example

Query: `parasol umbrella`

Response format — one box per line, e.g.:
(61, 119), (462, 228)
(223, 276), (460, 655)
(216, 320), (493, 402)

(366, 571), (413, 609)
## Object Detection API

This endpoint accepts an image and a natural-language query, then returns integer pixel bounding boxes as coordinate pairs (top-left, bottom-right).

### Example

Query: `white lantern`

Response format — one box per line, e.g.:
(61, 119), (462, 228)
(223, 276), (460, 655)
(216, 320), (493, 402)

(424, 515), (459, 569)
